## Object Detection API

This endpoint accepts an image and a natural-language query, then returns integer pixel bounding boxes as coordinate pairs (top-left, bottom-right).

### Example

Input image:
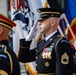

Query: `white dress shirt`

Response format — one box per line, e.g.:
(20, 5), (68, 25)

(45, 31), (57, 41)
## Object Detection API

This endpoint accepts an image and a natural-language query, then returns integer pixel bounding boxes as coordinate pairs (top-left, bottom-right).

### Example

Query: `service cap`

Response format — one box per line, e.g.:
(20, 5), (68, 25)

(37, 0), (63, 21)
(0, 14), (16, 30)
(37, 7), (62, 21)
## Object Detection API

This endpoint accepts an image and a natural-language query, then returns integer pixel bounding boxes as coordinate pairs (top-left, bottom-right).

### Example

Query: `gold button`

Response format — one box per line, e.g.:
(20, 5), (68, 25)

(36, 56), (38, 59)
(50, 38), (52, 41)
(2, 45), (4, 47)
(51, 14), (53, 16)
(35, 64), (37, 66)
(44, 62), (50, 67)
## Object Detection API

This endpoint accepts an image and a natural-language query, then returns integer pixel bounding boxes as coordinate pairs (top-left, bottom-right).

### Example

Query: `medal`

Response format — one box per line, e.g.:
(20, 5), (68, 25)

(42, 47), (52, 59)
(48, 51), (51, 59)
(42, 48), (46, 59)
(45, 52), (48, 59)
(42, 52), (46, 59)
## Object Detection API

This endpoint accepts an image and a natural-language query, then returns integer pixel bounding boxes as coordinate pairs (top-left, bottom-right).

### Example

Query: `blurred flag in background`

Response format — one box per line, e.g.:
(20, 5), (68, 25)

(11, 0), (34, 54)
(63, 0), (76, 49)
(65, 0), (76, 45)
(58, 0), (76, 49)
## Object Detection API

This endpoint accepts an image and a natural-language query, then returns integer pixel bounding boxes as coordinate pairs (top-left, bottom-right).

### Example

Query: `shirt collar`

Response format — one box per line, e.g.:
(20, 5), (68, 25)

(45, 31), (57, 41)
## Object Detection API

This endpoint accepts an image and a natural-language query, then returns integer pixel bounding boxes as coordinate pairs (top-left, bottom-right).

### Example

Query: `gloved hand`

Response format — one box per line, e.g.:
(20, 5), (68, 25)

(26, 20), (38, 41)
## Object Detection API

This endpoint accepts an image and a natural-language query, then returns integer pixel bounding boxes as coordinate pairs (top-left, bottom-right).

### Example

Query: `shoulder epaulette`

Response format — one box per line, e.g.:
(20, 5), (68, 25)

(0, 44), (13, 74)
(57, 35), (64, 39)
(0, 45), (6, 53)
(55, 35), (70, 51)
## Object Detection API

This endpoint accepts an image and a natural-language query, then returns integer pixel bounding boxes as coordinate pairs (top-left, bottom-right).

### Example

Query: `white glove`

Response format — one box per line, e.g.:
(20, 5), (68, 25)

(26, 20), (38, 41)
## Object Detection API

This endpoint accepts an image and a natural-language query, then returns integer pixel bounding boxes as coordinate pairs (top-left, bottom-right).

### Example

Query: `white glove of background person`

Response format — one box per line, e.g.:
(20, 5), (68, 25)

(26, 20), (38, 41)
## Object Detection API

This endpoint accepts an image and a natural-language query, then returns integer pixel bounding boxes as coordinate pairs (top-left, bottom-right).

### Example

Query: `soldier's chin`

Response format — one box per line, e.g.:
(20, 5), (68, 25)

(40, 30), (44, 34)
(40, 30), (43, 33)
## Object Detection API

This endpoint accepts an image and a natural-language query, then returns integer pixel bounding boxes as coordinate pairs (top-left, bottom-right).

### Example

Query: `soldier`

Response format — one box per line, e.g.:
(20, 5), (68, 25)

(18, 1), (74, 75)
(0, 14), (20, 75)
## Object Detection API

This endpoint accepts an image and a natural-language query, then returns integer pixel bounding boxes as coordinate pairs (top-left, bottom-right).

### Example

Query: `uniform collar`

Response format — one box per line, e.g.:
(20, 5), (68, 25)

(45, 31), (57, 41)
(0, 40), (9, 46)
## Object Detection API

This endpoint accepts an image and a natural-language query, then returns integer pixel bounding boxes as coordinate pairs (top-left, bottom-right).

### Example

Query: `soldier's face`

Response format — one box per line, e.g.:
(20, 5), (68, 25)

(38, 17), (52, 34)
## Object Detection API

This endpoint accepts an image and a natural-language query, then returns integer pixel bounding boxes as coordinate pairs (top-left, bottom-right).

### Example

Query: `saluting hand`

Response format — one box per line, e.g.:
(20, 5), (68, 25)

(26, 20), (38, 41)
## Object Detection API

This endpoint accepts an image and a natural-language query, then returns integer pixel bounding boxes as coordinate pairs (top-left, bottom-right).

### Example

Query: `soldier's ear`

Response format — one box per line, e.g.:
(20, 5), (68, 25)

(51, 20), (55, 27)
(0, 27), (3, 35)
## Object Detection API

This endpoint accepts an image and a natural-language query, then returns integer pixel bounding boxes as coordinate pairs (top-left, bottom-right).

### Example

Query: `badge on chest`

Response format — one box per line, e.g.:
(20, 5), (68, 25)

(42, 47), (53, 59)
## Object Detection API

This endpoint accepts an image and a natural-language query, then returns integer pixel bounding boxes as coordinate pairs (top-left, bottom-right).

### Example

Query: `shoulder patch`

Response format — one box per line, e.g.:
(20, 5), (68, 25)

(0, 54), (7, 59)
(60, 39), (69, 43)
(57, 35), (69, 43)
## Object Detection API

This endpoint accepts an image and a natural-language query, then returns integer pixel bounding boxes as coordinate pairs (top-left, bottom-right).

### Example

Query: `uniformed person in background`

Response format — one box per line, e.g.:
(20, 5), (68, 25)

(18, 0), (74, 75)
(0, 14), (20, 75)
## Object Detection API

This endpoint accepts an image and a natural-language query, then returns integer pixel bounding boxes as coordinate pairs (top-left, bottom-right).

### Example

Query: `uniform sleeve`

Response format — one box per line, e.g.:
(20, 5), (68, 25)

(18, 39), (36, 63)
(0, 54), (11, 75)
(55, 39), (73, 75)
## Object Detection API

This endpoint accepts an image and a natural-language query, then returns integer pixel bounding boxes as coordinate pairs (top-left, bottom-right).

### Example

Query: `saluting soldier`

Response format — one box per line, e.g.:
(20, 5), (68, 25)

(0, 14), (20, 75)
(18, 0), (74, 75)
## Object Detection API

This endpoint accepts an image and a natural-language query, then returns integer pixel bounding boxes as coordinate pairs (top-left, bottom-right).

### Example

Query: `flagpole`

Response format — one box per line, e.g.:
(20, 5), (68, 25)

(61, 18), (68, 39)
(63, 13), (76, 40)
(58, 25), (64, 37)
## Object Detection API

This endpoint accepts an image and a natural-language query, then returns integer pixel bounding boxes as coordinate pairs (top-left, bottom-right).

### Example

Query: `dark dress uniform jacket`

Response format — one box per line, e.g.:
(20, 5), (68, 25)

(18, 32), (73, 75)
(0, 40), (20, 75)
